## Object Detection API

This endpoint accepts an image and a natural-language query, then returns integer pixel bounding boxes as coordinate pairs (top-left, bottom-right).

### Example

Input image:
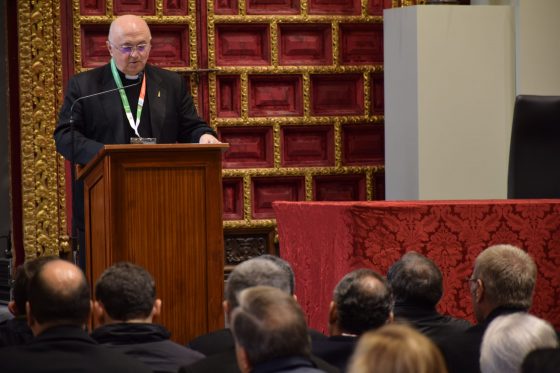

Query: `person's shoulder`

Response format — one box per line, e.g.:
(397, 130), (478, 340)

(187, 328), (234, 356)
(146, 64), (182, 82)
(70, 64), (110, 82)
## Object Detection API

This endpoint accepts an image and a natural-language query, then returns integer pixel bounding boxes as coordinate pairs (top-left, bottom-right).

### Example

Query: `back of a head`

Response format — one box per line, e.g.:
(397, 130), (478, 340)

(259, 254), (295, 295)
(480, 313), (559, 373)
(231, 286), (310, 366)
(348, 324), (448, 373)
(522, 348), (560, 373)
(387, 252), (443, 307)
(225, 258), (291, 310)
(334, 269), (393, 335)
(474, 244), (537, 309)
(12, 256), (58, 316)
(28, 259), (90, 326)
(95, 262), (156, 321)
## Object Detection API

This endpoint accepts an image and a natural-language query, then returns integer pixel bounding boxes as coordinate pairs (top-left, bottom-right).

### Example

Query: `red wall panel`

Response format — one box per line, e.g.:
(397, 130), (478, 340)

(219, 126), (273, 168)
(342, 124), (384, 165)
(215, 24), (270, 66)
(278, 24), (332, 66)
(252, 177), (305, 218)
(282, 125), (334, 167)
(249, 75), (303, 117)
(313, 175), (366, 201)
(311, 74), (364, 116)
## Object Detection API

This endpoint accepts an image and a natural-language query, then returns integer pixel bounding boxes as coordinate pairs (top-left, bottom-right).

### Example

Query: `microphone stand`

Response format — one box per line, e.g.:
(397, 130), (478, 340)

(67, 75), (143, 264)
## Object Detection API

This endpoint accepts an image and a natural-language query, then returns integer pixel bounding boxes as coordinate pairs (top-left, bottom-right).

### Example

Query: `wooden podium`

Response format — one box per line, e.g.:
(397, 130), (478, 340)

(77, 143), (228, 344)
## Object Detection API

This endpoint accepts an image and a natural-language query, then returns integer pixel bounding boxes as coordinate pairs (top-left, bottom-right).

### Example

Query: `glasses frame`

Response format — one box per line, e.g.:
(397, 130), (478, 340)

(108, 41), (150, 55)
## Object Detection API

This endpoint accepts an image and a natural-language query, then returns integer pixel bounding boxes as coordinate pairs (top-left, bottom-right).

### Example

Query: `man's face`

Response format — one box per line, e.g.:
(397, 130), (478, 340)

(107, 18), (151, 76)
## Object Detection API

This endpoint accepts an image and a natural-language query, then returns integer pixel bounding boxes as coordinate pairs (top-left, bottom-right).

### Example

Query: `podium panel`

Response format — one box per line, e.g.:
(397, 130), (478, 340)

(79, 144), (227, 344)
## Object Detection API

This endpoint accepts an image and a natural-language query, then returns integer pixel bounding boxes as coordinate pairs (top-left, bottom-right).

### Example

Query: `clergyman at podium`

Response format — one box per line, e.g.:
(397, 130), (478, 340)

(53, 14), (220, 268)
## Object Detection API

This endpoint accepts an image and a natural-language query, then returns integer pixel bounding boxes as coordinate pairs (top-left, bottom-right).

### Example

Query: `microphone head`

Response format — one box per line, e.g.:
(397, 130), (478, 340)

(138, 71), (144, 80)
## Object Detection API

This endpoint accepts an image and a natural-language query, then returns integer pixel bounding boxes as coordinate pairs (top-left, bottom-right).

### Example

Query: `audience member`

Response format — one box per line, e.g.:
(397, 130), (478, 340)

(91, 262), (204, 372)
(0, 258), (151, 372)
(312, 269), (393, 372)
(0, 255), (57, 347)
(479, 313), (558, 373)
(182, 257), (336, 373)
(437, 244), (537, 373)
(521, 348), (560, 373)
(347, 324), (448, 373)
(232, 286), (326, 373)
(387, 252), (470, 343)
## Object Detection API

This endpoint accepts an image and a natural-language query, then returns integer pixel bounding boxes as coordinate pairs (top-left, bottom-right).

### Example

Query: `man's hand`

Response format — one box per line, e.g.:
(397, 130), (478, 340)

(199, 134), (221, 144)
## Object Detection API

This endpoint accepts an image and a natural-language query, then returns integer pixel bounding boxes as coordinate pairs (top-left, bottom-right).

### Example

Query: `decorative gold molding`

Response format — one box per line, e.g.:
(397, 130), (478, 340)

(18, 0), (65, 259)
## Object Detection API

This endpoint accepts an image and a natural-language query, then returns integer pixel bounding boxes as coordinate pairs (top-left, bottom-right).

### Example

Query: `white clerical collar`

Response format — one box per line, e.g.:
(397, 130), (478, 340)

(125, 74), (140, 80)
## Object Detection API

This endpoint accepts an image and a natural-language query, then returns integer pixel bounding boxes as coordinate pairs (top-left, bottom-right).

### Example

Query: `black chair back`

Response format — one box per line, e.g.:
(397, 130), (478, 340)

(508, 95), (560, 198)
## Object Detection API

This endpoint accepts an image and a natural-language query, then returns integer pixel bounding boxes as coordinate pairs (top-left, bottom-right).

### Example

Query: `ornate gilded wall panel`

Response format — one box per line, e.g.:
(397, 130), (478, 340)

(17, 0), (66, 259)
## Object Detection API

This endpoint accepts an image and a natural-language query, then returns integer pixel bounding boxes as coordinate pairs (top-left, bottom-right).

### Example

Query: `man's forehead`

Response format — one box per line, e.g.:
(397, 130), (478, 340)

(110, 18), (151, 42)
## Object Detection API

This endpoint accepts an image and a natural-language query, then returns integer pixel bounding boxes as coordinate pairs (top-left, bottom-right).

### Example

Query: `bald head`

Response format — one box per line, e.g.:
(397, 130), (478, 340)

(107, 15), (152, 76)
(27, 259), (91, 329)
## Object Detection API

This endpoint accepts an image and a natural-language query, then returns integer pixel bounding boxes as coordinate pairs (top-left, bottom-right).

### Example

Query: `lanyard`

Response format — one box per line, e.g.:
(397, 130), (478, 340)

(110, 59), (146, 138)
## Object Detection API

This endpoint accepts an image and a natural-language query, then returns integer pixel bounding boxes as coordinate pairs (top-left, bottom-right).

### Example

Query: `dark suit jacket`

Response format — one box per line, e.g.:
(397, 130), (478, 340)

(393, 302), (471, 344)
(437, 307), (527, 373)
(182, 328), (338, 373)
(53, 63), (216, 232)
(54, 63), (215, 165)
(311, 335), (357, 372)
(0, 324), (153, 373)
(0, 316), (33, 347)
(91, 323), (204, 373)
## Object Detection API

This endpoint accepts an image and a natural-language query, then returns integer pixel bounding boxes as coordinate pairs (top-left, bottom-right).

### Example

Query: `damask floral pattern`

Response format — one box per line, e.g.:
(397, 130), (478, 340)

(274, 200), (560, 333)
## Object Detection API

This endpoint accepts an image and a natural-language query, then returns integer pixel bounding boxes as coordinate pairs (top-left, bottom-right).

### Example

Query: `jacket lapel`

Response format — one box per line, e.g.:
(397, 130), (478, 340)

(146, 65), (166, 141)
(99, 63), (126, 143)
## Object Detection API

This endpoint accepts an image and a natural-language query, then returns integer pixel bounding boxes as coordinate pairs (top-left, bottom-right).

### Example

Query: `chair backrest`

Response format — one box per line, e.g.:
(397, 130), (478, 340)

(508, 95), (560, 199)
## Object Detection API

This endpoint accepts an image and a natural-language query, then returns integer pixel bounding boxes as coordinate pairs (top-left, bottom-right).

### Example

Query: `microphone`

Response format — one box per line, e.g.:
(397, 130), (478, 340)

(67, 71), (143, 262)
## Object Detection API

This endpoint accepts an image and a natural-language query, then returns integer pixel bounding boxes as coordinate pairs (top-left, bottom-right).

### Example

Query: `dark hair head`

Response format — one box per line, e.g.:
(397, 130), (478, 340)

(387, 252), (443, 307)
(225, 258), (291, 311)
(12, 256), (58, 315)
(95, 262), (156, 321)
(28, 259), (90, 325)
(259, 254), (295, 295)
(231, 286), (310, 366)
(333, 269), (394, 335)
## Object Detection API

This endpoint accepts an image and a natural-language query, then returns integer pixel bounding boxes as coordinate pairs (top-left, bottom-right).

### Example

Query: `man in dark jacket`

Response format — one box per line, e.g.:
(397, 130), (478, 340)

(0, 258), (151, 373)
(0, 256), (57, 347)
(437, 244), (538, 373)
(387, 251), (470, 344)
(312, 269), (394, 372)
(91, 261), (204, 372)
(182, 257), (337, 373)
(232, 286), (326, 373)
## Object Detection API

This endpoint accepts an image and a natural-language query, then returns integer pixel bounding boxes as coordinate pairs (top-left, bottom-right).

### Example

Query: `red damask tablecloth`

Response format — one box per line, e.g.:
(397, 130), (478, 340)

(273, 200), (560, 332)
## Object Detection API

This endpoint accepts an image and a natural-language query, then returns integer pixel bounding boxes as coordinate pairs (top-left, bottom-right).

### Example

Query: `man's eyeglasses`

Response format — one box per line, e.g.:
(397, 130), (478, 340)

(109, 41), (150, 55)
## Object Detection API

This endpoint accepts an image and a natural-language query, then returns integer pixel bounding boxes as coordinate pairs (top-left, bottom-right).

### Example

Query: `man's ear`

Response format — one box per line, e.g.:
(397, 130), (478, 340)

(235, 343), (251, 373)
(328, 301), (338, 325)
(7, 300), (17, 316)
(223, 300), (231, 326)
(92, 300), (106, 326)
(475, 279), (485, 303)
(152, 299), (162, 319)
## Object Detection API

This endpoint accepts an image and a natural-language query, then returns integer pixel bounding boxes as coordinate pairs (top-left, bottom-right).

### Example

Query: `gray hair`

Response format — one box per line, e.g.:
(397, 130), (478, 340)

(480, 313), (558, 373)
(225, 258), (291, 311)
(231, 286), (310, 366)
(474, 244), (537, 309)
